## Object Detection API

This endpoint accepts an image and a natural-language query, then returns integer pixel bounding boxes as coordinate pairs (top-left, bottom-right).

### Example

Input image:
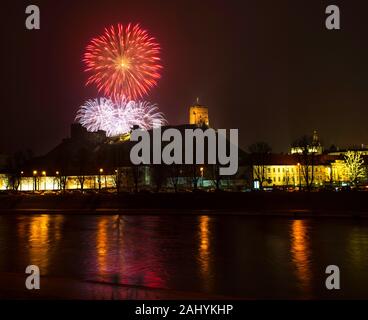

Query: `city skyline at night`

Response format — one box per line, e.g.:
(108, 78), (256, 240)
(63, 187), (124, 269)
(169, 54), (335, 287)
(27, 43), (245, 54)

(3, 0), (368, 156)
(1, 0), (368, 309)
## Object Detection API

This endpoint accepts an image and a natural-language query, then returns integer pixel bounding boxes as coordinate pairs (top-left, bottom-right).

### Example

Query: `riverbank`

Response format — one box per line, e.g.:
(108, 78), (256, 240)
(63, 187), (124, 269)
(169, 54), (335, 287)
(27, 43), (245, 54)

(0, 191), (367, 217)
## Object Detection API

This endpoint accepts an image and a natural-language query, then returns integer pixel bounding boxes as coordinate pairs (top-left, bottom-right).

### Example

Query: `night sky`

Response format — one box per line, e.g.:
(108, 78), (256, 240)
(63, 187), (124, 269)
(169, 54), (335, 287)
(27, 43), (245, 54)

(2, 0), (368, 156)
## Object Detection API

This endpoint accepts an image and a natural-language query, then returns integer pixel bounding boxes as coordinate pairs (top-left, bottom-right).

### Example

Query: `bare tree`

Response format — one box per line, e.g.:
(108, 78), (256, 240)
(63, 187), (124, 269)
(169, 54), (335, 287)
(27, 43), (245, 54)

(6, 151), (29, 191)
(168, 164), (181, 192)
(248, 142), (272, 190)
(210, 164), (222, 191)
(113, 169), (123, 193)
(130, 165), (140, 193)
(59, 175), (68, 193)
(344, 151), (365, 185)
(75, 147), (89, 191)
(151, 165), (167, 192)
(56, 151), (70, 193)
(292, 135), (319, 191)
(190, 164), (200, 191)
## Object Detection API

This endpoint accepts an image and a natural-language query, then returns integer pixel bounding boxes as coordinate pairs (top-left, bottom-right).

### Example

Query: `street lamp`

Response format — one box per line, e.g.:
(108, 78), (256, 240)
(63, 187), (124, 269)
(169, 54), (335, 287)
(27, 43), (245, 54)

(99, 168), (108, 188)
(42, 171), (46, 190)
(297, 163), (301, 191)
(33, 170), (38, 192)
(55, 171), (60, 191)
(20, 171), (24, 191)
(328, 166), (333, 186)
(200, 167), (204, 187)
(114, 169), (120, 193)
(98, 168), (103, 190)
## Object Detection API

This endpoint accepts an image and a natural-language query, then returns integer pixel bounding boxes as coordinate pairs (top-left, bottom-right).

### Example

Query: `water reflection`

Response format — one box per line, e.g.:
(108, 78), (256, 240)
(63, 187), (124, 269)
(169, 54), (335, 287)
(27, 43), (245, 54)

(1, 214), (367, 299)
(17, 215), (64, 274)
(94, 215), (166, 290)
(113, 215), (126, 278)
(130, 217), (166, 289)
(290, 219), (312, 295)
(348, 226), (368, 268)
(96, 217), (109, 274)
(197, 215), (212, 291)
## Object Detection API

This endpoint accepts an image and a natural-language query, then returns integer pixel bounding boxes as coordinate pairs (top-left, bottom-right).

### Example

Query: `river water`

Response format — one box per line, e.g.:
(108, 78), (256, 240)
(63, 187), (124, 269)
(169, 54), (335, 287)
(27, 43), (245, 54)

(0, 213), (367, 299)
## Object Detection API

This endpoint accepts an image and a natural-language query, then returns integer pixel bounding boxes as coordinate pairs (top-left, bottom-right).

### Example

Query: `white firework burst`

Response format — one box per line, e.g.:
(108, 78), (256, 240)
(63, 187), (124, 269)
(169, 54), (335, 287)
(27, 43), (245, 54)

(75, 98), (115, 134)
(75, 98), (166, 137)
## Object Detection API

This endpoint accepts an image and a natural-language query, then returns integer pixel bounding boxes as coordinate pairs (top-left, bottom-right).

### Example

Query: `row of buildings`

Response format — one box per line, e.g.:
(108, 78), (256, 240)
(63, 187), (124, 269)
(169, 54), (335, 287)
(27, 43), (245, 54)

(0, 101), (367, 192)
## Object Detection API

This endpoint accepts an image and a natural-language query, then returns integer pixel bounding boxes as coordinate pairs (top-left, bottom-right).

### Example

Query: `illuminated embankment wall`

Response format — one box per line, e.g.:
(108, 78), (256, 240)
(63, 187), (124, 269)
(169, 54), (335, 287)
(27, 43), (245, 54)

(0, 174), (116, 191)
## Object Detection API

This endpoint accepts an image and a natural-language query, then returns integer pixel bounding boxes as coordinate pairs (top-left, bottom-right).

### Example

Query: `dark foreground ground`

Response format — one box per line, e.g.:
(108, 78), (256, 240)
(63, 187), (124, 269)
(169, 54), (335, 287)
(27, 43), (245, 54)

(0, 191), (367, 216)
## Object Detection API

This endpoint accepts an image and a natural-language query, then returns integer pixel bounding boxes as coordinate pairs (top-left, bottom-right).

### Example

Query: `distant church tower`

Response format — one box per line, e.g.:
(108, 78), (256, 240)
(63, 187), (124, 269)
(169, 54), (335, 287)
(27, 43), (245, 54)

(189, 98), (209, 127)
(312, 130), (320, 145)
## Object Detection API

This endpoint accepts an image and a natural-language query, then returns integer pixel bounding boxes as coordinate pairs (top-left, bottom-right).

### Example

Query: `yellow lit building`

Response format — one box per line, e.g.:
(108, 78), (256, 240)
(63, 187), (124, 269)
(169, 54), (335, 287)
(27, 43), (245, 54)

(189, 98), (209, 127)
(251, 153), (366, 188)
(0, 174), (116, 191)
(331, 159), (349, 183)
(257, 164), (330, 188)
(0, 166), (152, 192)
(290, 130), (323, 155)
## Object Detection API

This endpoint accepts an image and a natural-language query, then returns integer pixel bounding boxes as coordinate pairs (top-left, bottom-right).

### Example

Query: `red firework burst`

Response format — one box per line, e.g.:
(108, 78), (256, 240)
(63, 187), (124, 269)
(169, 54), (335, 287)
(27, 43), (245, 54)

(84, 23), (162, 100)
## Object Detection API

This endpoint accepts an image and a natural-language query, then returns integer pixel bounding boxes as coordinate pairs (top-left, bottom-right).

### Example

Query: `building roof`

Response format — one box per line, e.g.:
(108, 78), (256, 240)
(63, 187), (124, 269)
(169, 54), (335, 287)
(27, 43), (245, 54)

(249, 153), (342, 166)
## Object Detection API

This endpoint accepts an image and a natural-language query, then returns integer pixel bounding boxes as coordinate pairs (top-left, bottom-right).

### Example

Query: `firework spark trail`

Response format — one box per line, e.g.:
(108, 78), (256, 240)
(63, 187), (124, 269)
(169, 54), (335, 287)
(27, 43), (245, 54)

(75, 98), (116, 134)
(75, 98), (167, 137)
(84, 23), (162, 100)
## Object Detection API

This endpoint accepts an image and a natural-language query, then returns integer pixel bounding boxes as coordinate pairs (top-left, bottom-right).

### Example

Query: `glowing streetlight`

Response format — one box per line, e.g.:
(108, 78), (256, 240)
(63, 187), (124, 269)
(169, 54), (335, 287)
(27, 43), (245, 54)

(33, 170), (37, 192)
(98, 168), (103, 191)
(200, 167), (204, 187)
(41, 171), (46, 190)
(55, 171), (60, 191)
(20, 171), (24, 191)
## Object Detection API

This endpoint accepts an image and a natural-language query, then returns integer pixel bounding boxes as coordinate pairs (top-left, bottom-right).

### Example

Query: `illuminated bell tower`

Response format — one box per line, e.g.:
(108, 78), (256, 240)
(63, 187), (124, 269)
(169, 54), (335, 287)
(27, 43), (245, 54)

(189, 98), (209, 127)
